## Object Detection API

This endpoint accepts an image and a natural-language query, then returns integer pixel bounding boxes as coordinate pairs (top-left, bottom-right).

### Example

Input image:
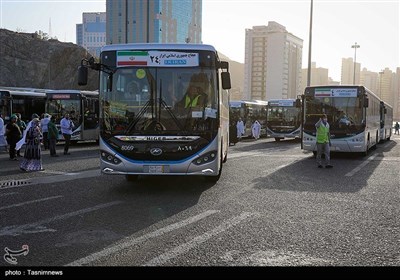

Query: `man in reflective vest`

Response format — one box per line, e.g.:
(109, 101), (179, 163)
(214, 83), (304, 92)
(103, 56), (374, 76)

(315, 114), (333, 168)
(177, 85), (206, 108)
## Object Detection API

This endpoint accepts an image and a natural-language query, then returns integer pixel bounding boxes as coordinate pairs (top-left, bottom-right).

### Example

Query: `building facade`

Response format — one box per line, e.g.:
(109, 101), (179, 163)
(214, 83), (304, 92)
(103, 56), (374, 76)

(341, 57), (361, 85)
(300, 62), (329, 94)
(244, 21), (303, 101)
(76, 12), (106, 57)
(106, 0), (201, 44)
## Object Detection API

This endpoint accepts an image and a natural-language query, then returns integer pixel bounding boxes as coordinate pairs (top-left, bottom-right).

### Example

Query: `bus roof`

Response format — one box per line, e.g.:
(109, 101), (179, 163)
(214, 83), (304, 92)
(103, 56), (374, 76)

(45, 89), (99, 96)
(229, 100), (268, 107)
(101, 43), (217, 53)
(0, 89), (46, 97)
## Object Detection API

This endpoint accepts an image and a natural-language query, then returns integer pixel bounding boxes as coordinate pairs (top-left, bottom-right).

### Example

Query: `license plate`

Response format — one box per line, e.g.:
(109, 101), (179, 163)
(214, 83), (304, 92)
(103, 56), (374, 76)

(147, 165), (164, 173)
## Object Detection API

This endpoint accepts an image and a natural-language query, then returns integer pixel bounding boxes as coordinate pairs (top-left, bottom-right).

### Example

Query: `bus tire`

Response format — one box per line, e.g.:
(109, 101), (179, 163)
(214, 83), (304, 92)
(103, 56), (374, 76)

(275, 137), (282, 142)
(125, 175), (139, 182)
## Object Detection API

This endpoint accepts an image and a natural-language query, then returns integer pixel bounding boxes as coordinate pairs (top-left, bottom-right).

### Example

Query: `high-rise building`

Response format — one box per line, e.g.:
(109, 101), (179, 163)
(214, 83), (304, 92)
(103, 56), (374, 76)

(106, 0), (201, 44)
(300, 62), (329, 94)
(393, 68), (400, 120)
(360, 68), (379, 94)
(379, 68), (394, 107)
(341, 57), (360, 85)
(76, 12), (106, 57)
(244, 21), (303, 101)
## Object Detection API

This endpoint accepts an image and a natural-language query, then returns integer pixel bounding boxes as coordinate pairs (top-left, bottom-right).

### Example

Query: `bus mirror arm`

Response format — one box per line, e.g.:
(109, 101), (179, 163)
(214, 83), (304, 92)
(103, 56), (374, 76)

(80, 57), (115, 75)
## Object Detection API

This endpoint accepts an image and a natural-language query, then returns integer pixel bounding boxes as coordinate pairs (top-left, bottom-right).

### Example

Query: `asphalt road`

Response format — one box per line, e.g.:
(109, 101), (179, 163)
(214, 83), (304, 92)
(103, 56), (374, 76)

(0, 135), (399, 269)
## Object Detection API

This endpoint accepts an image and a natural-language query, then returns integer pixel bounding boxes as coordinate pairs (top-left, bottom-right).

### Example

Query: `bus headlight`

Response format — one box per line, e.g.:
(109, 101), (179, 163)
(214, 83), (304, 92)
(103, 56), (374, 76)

(101, 150), (121, 165)
(192, 151), (217, 166)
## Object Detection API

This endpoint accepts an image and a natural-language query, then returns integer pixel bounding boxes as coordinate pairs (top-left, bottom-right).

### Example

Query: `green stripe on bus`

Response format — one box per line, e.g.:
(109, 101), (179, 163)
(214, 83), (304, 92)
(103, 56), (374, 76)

(117, 51), (148, 56)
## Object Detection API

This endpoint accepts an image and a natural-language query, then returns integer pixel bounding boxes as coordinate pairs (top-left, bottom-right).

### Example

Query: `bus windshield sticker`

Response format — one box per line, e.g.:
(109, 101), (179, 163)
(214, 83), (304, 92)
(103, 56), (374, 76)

(192, 111), (203, 118)
(117, 51), (199, 67)
(136, 69), (146, 79)
(315, 88), (357, 98)
(270, 100), (293, 106)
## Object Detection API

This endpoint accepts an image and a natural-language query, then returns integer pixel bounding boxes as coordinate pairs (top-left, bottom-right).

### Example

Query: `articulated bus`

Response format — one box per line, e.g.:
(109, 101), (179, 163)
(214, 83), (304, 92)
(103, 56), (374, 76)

(302, 85), (381, 156)
(266, 98), (301, 141)
(45, 90), (99, 143)
(229, 100), (268, 138)
(379, 100), (393, 142)
(0, 88), (46, 123)
(78, 43), (231, 182)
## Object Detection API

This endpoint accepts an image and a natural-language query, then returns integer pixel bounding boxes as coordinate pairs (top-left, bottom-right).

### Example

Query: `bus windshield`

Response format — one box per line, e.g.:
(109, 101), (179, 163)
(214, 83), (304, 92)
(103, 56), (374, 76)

(100, 67), (218, 137)
(304, 96), (364, 135)
(47, 98), (81, 126)
(267, 106), (300, 129)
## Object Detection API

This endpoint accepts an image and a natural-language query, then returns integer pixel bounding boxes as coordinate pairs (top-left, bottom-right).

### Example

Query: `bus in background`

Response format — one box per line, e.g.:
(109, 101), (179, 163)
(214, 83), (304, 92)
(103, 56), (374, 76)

(302, 85), (381, 156)
(78, 43), (231, 182)
(0, 88), (46, 123)
(229, 100), (268, 138)
(379, 100), (393, 142)
(266, 98), (301, 141)
(45, 90), (99, 143)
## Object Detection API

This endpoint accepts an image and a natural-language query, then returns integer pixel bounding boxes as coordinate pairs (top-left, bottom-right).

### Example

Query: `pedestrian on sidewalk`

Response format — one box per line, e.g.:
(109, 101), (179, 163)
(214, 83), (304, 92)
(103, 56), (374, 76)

(60, 113), (75, 155)
(47, 115), (59, 157)
(20, 118), (43, 171)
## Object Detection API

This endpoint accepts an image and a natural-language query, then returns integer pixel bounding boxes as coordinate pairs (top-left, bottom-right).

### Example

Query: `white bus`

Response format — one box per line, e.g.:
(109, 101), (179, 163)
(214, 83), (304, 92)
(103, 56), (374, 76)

(78, 43), (231, 182)
(379, 100), (393, 142)
(229, 100), (268, 138)
(266, 98), (301, 141)
(302, 85), (381, 156)
(0, 87), (46, 123)
(45, 90), (99, 143)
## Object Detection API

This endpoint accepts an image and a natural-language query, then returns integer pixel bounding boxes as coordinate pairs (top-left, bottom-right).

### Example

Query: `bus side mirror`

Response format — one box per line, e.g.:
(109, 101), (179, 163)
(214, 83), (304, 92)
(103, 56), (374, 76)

(364, 98), (369, 108)
(78, 66), (88, 86)
(221, 72), (231, 90)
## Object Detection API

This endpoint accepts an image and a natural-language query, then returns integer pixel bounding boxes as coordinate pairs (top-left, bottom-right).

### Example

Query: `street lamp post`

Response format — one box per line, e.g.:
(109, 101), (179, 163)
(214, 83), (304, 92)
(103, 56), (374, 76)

(351, 42), (360, 85)
(307, 0), (313, 87)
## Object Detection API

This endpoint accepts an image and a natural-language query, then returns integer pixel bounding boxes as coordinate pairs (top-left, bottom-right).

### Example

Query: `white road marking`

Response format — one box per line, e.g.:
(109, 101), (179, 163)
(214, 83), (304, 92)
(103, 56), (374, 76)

(0, 192), (18, 197)
(0, 195), (62, 211)
(0, 201), (122, 236)
(345, 154), (377, 177)
(144, 212), (258, 266)
(66, 210), (219, 266)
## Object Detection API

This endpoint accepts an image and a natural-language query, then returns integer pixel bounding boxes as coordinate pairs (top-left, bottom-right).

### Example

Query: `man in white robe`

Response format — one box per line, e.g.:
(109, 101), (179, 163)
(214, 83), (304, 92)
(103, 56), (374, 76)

(251, 120), (261, 140)
(236, 118), (245, 139)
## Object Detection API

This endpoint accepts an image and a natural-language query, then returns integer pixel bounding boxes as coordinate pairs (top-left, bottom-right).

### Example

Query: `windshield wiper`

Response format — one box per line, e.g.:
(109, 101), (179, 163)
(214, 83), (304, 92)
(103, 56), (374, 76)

(125, 99), (153, 134)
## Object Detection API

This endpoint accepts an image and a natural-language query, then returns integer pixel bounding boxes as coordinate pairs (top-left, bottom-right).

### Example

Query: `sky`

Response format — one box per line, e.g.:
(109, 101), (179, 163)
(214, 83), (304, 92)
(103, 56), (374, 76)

(0, 0), (399, 81)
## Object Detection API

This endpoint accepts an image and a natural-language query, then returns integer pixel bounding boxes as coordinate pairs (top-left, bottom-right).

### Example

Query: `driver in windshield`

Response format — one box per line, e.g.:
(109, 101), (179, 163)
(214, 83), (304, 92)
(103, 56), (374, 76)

(176, 84), (207, 109)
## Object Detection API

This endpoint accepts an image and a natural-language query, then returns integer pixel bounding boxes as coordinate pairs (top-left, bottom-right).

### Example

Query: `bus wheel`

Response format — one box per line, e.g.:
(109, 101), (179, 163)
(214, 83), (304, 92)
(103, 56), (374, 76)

(275, 137), (282, 142)
(125, 175), (139, 182)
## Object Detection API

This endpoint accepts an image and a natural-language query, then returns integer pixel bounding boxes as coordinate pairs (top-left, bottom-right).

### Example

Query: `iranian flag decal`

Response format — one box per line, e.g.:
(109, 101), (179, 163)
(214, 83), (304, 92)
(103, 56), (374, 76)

(117, 51), (149, 66)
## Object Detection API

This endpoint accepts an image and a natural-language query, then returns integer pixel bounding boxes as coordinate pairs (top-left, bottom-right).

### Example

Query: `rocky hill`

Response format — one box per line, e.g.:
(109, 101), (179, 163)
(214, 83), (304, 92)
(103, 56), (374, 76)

(0, 28), (244, 95)
(0, 28), (98, 90)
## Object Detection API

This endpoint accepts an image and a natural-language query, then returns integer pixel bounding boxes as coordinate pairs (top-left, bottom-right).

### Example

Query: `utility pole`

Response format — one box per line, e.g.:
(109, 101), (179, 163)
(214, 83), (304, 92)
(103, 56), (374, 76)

(351, 42), (360, 84)
(307, 0), (313, 87)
